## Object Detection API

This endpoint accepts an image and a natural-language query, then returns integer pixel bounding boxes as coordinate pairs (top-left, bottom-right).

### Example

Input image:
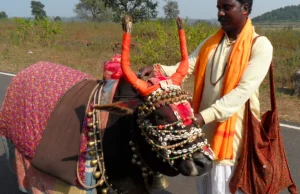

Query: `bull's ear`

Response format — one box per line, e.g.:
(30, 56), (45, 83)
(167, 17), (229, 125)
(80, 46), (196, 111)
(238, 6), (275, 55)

(93, 100), (137, 115)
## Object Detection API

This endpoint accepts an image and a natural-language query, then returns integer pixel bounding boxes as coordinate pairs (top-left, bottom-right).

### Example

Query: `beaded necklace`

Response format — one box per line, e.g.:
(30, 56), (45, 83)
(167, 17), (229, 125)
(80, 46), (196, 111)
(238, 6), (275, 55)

(210, 35), (236, 86)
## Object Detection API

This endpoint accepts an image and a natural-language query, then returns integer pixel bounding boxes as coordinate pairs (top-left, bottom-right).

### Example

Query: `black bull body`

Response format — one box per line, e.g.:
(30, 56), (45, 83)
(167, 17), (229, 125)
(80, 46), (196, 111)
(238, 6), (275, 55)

(0, 62), (213, 193)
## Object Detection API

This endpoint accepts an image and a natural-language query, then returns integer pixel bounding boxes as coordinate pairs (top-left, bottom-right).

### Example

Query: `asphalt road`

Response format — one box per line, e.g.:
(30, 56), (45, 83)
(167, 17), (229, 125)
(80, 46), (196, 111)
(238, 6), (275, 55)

(0, 73), (299, 194)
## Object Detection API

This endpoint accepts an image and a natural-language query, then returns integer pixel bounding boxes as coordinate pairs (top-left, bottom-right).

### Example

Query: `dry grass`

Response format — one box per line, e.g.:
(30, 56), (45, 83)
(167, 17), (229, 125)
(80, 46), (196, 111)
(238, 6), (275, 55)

(0, 43), (110, 78)
(0, 21), (123, 77)
(260, 89), (300, 123)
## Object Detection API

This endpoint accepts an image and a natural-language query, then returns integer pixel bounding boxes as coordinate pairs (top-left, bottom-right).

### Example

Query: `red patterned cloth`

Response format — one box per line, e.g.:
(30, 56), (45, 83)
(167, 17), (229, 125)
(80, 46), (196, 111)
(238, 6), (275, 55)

(103, 54), (123, 80)
(153, 63), (168, 78)
(0, 62), (93, 159)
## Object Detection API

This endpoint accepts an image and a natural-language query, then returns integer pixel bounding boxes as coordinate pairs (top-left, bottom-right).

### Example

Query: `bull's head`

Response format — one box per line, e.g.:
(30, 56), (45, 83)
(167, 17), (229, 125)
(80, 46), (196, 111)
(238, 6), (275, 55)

(119, 15), (214, 176)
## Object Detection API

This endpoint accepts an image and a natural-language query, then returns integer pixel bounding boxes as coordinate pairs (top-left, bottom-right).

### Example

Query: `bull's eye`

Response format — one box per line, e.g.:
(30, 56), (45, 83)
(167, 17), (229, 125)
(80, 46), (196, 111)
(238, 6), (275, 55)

(154, 114), (165, 125)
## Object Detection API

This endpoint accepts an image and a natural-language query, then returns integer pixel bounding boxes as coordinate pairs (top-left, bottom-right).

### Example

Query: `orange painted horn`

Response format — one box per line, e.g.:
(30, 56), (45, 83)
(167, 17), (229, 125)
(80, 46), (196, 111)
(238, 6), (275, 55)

(121, 33), (159, 96)
(171, 29), (189, 85)
(121, 17), (188, 96)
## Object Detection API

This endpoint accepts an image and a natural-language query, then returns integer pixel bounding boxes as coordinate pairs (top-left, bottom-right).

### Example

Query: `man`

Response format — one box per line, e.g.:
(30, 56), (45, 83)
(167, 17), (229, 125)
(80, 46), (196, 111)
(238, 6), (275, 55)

(139, 0), (273, 193)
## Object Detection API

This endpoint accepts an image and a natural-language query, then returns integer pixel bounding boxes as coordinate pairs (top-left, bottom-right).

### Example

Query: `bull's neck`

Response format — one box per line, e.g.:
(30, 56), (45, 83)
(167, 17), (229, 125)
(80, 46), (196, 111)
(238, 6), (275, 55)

(102, 113), (149, 194)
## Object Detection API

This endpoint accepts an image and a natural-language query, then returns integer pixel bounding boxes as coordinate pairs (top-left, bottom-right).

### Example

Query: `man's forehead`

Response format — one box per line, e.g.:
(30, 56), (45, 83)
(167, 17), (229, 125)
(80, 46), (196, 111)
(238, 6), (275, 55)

(217, 0), (233, 5)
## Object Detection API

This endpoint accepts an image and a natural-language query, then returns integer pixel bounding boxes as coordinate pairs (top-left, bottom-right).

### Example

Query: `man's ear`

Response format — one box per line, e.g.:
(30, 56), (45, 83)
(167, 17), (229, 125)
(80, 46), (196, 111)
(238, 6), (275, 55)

(242, 3), (249, 14)
(93, 100), (137, 115)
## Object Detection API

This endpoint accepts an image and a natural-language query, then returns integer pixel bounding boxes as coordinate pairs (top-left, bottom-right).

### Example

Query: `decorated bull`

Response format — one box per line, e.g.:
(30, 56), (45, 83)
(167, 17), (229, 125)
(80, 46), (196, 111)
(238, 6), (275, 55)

(0, 16), (214, 194)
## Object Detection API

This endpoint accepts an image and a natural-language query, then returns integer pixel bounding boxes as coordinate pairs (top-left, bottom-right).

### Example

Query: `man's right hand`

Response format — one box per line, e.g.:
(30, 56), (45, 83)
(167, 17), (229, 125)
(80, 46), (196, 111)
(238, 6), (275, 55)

(195, 113), (205, 127)
(138, 65), (154, 78)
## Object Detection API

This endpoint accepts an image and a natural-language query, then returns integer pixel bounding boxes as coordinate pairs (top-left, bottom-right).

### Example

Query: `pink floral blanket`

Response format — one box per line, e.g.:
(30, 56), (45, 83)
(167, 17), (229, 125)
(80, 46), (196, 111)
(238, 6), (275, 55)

(0, 56), (122, 194)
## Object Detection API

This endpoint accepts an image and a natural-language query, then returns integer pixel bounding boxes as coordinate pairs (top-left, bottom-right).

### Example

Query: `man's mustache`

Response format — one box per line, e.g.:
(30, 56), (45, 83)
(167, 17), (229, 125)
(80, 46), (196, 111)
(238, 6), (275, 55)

(218, 17), (226, 22)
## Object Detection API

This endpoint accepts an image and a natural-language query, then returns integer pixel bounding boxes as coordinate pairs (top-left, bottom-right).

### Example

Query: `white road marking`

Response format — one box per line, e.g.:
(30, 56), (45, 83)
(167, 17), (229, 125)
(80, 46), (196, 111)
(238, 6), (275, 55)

(0, 72), (15, 77)
(280, 123), (300, 131)
(0, 72), (300, 130)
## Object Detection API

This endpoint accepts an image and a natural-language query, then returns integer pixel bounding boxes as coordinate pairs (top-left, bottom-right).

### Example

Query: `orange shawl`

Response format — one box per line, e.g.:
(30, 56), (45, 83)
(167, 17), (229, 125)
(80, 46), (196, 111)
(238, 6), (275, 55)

(193, 18), (254, 160)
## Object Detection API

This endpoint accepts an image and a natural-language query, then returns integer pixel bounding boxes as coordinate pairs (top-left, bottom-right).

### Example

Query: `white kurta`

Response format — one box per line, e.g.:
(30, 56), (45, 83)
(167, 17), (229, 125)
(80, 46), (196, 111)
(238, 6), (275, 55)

(160, 31), (273, 166)
(160, 31), (273, 193)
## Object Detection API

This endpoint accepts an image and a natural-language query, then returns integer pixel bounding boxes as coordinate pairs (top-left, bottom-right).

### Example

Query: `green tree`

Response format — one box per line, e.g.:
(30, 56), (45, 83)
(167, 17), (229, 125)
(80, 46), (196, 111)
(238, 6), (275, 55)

(253, 4), (300, 22)
(0, 11), (8, 19)
(74, 0), (113, 22)
(163, 0), (179, 20)
(104, 0), (158, 22)
(54, 16), (62, 22)
(31, 1), (47, 20)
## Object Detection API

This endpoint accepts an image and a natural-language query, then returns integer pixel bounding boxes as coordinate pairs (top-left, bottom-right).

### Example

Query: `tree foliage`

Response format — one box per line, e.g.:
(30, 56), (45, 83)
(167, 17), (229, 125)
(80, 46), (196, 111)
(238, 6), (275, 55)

(54, 16), (62, 22)
(74, 0), (113, 22)
(0, 11), (8, 19)
(103, 0), (158, 22)
(31, 1), (47, 20)
(253, 4), (300, 22)
(163, 0), (179, 20)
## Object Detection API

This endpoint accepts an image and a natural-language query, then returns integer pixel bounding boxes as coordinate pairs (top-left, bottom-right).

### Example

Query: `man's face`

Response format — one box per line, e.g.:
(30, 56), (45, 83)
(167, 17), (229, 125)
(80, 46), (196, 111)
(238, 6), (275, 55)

(217, 0), (247, 34)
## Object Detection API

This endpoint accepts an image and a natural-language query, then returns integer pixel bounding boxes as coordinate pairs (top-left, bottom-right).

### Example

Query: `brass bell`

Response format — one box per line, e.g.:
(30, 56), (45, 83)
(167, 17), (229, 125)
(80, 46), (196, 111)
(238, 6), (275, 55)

(101, 188), (108, 194)
(88, 140), (101, 147)
(89, 150), (96, 156)
(87, 122), (94, 128)
(90, 159), (98, 167)
(93, 171), (102, 179)
(88, 141), (96, 147)
(87, 112), (93, 117)
(88, 131), (99, 137)
(88, 132), (94, 137)
(147, 172), (168, 190)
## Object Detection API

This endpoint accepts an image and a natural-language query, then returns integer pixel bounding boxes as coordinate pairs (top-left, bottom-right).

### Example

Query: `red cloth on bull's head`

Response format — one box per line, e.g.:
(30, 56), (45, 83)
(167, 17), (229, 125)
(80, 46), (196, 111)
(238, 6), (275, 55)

(103, 54), (123, 80)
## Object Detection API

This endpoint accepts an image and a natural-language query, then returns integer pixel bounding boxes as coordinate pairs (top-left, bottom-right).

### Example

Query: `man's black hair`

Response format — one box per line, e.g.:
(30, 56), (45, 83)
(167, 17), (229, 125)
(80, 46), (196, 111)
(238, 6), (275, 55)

(237, 0), (253, 15)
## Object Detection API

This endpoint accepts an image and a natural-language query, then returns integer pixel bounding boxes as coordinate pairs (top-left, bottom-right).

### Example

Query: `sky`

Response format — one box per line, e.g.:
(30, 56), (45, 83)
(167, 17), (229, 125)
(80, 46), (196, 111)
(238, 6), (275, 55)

(1, 0), (300, 19)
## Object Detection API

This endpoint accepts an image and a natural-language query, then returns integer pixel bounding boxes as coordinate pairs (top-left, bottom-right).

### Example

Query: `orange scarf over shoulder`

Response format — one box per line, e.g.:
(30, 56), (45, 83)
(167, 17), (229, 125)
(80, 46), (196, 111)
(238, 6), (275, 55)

(193, 19), (254, 160)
